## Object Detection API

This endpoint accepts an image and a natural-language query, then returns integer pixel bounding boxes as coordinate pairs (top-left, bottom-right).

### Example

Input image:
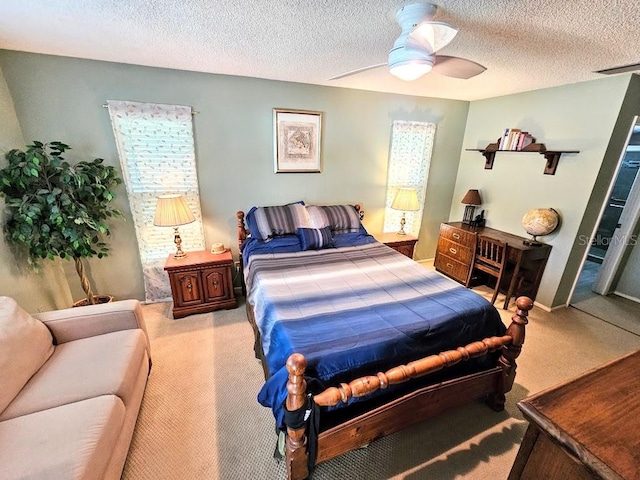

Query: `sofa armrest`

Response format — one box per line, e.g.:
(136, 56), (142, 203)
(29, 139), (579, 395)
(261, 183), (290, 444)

(34, 299), (150, 354)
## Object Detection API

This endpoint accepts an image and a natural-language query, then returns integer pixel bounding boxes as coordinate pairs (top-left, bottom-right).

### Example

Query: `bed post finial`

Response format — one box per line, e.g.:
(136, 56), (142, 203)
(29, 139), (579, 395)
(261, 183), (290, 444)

(236, 211), (248, 250)
(488, 296), (533, 411)
(285, 353), (310, 480)
(236, 211), (249, 296)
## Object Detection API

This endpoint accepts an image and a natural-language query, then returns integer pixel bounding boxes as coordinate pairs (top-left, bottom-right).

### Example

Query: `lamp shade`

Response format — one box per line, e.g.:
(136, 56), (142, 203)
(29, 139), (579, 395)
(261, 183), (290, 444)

(153, 195), (196, 227)
(461, 189), (482, 206)
(391, 188), (420, 211)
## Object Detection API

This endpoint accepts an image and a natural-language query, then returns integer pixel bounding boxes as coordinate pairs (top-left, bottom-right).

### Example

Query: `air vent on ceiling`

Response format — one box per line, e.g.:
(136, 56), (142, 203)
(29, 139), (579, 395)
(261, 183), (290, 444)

(595, 62), (640, 75)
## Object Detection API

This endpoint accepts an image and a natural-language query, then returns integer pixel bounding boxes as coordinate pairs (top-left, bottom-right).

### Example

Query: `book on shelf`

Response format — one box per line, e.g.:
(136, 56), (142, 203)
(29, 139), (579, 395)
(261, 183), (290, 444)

(498, 128), (535, 151)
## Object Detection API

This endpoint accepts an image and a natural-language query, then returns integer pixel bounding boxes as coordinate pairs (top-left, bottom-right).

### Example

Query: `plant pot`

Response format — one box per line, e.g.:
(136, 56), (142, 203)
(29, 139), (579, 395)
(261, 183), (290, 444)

(73, 295), (114, 307)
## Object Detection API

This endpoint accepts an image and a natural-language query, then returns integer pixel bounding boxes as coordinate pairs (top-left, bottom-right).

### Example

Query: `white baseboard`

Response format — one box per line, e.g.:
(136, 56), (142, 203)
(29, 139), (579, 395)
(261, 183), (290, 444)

(613, 290), (640, 304)
(533, 301), (557, 313)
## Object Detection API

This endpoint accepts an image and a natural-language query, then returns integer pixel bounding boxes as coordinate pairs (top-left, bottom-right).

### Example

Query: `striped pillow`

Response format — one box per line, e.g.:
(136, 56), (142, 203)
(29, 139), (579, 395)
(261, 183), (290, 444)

(248, 203), (310, 241)
(320, 205), (361, 233)
(306, 205), (330, 229)
(297, 226), (335, 250)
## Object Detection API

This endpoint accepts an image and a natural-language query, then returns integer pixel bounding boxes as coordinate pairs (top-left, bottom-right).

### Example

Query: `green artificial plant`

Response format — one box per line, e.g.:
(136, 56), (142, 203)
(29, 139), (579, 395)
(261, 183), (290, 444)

(0, 141), (122, 305)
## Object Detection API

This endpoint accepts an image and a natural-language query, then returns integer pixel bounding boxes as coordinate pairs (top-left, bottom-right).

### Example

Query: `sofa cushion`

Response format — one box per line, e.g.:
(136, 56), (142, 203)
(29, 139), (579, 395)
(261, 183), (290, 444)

(0, 395), (125, 480)
(0, 328), (147, 421)
(0, 296), (54, 414)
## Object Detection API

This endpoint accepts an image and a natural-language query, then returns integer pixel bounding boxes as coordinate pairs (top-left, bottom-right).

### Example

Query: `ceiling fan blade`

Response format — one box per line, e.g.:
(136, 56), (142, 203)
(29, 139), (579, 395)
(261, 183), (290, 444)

(328, 63), (388, 80)
(432, 55), (486, 79)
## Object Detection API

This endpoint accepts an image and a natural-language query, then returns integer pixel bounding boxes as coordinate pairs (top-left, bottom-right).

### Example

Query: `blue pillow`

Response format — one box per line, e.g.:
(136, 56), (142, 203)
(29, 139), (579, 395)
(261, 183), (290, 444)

(297, 226), (335, 251)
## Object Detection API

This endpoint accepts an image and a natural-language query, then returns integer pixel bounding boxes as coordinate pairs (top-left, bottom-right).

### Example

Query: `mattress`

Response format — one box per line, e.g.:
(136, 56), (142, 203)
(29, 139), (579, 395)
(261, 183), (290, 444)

(243, 238), (505, 428)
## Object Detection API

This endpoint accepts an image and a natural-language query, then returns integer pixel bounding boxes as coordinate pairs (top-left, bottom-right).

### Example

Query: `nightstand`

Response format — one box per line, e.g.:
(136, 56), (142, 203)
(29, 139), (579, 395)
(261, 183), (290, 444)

(164, 250), (236, 319)
(374, 232), (418, 259)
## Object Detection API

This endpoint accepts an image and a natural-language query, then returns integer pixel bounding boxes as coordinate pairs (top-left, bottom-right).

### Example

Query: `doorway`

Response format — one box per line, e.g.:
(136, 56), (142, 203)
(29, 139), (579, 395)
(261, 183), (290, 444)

(573, 149), (640, 298)
(570, 119), (640, 335)
(586, 155), (639, 264)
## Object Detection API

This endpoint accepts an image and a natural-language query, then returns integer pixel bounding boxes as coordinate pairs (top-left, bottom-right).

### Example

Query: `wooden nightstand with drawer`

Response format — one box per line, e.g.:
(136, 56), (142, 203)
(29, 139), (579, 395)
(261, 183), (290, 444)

(164, 250), (236, 319)
(434, 223), (477, 285)
(375, 232), (418, 259)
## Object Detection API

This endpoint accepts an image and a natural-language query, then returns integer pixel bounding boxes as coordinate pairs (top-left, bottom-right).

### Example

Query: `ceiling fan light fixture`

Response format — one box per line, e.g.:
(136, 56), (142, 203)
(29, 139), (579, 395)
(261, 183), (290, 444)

(388, 43), (435, 81)
(389, 60), (433, 81)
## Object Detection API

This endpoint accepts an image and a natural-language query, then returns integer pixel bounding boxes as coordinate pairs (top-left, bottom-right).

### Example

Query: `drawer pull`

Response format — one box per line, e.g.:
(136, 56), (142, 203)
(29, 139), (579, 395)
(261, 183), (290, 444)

(449, 247), (457, 255)
(446, 263), (454, 269)
(452, 232), (460, 240)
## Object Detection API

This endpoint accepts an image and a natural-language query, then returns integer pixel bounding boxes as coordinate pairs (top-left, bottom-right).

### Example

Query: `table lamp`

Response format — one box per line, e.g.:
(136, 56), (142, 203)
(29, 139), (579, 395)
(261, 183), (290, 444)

(154, 194), (196, 258)
(461, 189), (482, 225)
(391, 188), (420, 235)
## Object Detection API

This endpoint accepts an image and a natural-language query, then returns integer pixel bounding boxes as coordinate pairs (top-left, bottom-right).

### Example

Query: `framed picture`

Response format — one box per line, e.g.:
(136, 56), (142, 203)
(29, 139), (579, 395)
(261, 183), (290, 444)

(273, 108), (322, 173)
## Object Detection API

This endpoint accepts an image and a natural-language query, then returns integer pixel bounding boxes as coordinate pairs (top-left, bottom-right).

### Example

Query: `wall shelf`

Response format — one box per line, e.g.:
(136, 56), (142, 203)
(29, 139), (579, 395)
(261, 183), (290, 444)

(466, 141), (579, 175)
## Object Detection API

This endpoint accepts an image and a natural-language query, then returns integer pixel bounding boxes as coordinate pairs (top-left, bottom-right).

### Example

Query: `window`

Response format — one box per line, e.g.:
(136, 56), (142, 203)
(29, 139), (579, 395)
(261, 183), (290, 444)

(107, 100), (205, 302)
(383, 120), (436, 235)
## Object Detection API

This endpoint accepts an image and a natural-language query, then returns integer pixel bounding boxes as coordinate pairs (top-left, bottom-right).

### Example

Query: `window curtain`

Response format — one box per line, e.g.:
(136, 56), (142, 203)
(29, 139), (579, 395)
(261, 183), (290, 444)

(383, 120), (436, 235)
(107, 100), (205, 302)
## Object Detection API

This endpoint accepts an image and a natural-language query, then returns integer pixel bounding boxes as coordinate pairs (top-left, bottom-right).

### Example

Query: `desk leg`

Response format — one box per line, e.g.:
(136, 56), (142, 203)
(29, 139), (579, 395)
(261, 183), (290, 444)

(504, 262), (521, 310)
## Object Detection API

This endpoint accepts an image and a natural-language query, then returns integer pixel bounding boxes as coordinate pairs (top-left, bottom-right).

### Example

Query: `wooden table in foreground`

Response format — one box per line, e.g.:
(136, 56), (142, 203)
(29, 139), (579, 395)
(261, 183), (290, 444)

(508, 349), (640, 480)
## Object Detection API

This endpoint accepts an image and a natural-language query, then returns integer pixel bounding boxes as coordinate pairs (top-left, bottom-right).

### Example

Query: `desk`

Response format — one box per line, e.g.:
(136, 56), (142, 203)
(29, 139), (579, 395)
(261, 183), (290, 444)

(434, 222), (551, 308)
(509, 349), (640, 479)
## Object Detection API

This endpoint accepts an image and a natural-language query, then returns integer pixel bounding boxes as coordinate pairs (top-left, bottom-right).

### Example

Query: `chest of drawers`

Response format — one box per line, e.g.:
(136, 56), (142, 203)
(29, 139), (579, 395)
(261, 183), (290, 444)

(434, 223), (476, 285)
(434, 222), (551, 308)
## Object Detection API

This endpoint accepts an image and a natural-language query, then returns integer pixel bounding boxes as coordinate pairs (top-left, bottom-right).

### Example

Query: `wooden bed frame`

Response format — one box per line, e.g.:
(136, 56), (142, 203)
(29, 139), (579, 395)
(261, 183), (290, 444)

(236, 209), (532, 480)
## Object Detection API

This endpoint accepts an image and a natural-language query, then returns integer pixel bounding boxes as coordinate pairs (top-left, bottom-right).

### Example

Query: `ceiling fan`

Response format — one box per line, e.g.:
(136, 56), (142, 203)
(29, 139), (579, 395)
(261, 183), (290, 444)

(329, 2), (486, 82)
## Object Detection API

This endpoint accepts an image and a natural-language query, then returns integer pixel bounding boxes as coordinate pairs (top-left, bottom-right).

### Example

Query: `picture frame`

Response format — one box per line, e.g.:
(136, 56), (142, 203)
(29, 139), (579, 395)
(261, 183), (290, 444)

(273, 108), (322, 173)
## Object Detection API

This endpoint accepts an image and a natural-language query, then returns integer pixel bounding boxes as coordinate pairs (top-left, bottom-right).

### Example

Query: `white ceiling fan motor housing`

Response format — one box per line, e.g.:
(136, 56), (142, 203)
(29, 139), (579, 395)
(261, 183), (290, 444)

(388, 2), (457, 81)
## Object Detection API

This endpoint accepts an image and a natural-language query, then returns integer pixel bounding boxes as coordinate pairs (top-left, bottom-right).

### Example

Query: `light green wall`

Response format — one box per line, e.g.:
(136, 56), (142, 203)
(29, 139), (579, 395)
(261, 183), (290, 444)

(0, 67), (23, 153)
(0, 65), (73, 311)
(456, 75), (635, 309)
(0, 50), (469, 310)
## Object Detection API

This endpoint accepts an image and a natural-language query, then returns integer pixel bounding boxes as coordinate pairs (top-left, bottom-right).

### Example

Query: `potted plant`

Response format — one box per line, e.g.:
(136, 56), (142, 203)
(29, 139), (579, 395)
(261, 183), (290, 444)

(0, 141), (122, 306)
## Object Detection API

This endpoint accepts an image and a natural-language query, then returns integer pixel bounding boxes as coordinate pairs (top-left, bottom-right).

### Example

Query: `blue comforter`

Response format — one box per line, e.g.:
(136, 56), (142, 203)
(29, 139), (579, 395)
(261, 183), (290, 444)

(243, 240), (505, 429)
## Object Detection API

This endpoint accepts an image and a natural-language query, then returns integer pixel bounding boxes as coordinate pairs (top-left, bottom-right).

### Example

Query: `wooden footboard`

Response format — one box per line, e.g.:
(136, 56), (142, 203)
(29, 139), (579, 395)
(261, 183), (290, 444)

(285, 296), (533, 480)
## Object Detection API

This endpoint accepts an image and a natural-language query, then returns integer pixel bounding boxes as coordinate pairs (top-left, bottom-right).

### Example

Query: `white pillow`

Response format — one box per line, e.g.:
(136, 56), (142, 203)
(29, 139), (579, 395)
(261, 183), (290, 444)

(0, 297), (54, 413)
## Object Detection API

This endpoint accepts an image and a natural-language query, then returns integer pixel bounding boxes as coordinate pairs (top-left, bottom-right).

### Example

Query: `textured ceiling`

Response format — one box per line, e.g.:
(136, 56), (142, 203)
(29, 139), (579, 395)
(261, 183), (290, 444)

(1, 0), (639, 101)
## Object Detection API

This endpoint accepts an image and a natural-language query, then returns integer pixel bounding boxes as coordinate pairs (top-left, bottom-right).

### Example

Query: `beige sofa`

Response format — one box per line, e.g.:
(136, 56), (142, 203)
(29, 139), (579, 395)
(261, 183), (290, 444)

(0, 296), (151, 480)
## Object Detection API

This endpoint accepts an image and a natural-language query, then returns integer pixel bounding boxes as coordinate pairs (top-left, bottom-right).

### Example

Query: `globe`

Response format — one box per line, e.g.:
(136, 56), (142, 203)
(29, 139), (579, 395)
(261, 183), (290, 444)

(522, 208), (559, 245)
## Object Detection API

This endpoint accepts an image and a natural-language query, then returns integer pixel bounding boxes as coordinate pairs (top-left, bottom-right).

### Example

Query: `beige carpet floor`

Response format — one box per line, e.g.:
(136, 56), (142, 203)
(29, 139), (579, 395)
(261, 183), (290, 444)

(122, 286), (640, 480)
(570, 258), (640, 336)
(571, 294), (640, 337)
